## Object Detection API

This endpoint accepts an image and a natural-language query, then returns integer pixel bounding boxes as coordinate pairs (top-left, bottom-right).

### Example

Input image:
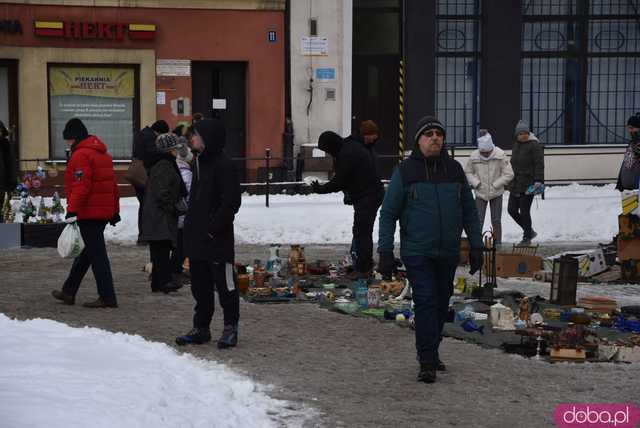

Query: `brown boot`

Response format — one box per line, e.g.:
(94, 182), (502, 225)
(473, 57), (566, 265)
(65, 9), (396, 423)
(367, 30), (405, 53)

(82, 297), (118, 308)
(52, 290), (75, 305)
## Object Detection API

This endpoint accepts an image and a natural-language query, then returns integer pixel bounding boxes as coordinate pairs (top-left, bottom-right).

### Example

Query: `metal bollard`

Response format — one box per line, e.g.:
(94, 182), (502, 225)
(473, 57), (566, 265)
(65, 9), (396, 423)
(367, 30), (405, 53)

(265, 148), (271, 207)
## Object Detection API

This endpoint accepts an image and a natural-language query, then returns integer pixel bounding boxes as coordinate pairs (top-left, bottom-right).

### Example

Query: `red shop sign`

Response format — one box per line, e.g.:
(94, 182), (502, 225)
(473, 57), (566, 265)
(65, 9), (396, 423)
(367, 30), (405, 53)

(34, 21), (155, 40)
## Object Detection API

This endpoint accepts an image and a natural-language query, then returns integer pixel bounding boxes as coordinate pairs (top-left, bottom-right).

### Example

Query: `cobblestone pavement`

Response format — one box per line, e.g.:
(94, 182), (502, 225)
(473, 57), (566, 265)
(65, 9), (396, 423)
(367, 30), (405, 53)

(1, 243), (639, 428)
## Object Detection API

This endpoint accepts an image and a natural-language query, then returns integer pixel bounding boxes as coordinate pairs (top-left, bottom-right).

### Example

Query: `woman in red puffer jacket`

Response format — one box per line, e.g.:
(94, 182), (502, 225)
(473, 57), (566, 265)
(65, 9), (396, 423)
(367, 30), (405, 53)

(51, 118), (120, 309)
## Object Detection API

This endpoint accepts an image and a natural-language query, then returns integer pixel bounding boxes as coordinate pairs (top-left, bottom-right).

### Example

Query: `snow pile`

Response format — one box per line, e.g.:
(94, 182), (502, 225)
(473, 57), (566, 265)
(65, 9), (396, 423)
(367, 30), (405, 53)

(103, 183), (620, 245)
(0, 314), (308, 428)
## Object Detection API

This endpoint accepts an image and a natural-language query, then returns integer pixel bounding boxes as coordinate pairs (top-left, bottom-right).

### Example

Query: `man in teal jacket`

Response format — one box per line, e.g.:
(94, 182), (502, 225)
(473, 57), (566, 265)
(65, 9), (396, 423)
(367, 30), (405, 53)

(377, 116), (483, 383)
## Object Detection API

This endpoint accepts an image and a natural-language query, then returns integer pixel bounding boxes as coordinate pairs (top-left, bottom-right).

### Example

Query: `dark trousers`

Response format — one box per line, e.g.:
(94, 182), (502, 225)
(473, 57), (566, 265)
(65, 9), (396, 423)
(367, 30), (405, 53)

(134, 186), (145, 241)
(190, 260), (240, 329)
(169, 228), (184, 274)
(62, 220), (116, 302)
(403, 255), (458, 364)
(149, 240), (173, 290)
(507, 193), (534, 237)
(352, 192), (383, 273)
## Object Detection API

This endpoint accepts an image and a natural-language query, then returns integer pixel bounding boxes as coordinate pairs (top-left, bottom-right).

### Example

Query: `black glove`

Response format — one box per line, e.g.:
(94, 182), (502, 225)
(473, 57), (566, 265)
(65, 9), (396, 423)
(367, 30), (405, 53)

(343, 192), (353, 206)
(65, 211), (77, 219)
(310, 180), (321, 193)
(65, 212), (78, 224)
(469, 248), (483, 275)
(109, 213), (121, 227)
(378, 252), (395, 279)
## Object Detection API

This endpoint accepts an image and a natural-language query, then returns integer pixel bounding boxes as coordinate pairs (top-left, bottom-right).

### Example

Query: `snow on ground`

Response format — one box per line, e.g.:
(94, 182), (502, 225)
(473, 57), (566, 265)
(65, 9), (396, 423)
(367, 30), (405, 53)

(496, 277), (640, 308)
(103, 183), (620, 245)
(0, 314), (309, 428)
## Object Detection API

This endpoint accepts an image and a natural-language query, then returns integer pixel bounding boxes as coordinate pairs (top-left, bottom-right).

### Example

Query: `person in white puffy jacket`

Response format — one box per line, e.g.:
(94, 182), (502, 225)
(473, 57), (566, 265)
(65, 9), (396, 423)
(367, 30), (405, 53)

(463, 131), (514, 244)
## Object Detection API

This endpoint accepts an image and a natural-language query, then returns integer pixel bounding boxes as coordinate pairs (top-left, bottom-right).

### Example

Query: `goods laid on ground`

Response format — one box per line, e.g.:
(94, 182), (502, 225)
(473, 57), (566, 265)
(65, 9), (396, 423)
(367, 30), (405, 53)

(237, 244), (639, 364)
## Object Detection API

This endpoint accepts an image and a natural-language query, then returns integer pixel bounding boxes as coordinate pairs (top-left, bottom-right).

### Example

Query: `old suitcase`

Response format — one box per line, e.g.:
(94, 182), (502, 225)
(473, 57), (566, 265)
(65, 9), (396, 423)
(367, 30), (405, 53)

(618, 236), (640, 260)
(618, 214), (640, 240)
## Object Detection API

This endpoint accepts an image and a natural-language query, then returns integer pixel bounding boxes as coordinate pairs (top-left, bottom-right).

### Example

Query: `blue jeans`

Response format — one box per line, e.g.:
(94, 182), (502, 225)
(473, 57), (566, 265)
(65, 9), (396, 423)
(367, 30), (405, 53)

(403, 255), (458, 364)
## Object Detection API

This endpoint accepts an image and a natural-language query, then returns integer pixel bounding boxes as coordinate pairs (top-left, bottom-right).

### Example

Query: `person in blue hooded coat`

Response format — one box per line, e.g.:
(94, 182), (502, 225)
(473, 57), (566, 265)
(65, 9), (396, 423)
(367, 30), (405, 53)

(176, 118), (242, 349)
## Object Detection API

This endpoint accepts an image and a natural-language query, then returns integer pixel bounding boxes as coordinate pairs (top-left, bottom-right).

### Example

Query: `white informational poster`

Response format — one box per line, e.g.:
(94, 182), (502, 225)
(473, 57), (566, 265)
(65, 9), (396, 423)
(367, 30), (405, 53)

(156, 91), (166, 105)
(156, 59), (191, 77)
(301, 37), (328, 56)
(212, 99), (227, 110)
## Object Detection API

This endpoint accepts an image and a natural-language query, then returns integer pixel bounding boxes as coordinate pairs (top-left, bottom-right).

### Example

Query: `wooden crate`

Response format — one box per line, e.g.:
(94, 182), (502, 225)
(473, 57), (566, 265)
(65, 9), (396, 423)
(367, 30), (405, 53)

(494, 253), (543, 278)
(550, 348), (586, 362)
(459, 238), (470, 265)
(618, 214), (640, 240)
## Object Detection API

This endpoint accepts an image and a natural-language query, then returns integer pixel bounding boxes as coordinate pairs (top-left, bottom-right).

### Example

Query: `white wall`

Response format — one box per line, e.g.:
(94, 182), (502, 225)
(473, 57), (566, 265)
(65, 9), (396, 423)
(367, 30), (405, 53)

(290, 0), (351, 155)
(452, 146), (625, 184)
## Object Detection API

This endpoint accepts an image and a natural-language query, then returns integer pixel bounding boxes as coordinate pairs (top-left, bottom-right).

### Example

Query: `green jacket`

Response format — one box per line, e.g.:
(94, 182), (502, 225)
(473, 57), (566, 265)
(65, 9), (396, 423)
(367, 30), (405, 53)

(508, 134), (544, 194)
(378, 149), (483, 259)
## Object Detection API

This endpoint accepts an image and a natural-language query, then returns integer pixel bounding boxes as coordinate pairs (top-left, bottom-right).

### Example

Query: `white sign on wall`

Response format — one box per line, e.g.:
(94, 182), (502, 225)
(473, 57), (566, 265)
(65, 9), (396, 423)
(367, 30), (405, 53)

(212, 98), (227, 110)
(156, 59), (191, 77)
(301, 36), (328, 56)
(156, 91), (166, 105)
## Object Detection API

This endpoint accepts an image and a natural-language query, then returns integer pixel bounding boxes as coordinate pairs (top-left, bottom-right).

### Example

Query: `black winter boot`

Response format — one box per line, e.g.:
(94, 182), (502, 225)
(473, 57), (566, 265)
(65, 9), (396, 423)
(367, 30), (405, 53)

(52, 290), (75, 305)
(417, 361), (437, 383)
(176, 328), (211, 346)
(82, 297), (118, 308)
(217, 324), (239, 349)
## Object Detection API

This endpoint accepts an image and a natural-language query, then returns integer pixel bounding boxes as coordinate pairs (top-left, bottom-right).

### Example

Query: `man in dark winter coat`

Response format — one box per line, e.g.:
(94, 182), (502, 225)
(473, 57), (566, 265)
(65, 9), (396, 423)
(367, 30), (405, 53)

(131, 120), (169, 242)
(51, 118), (120, 308)
(311, 121), (384, 278)
(616, 112), (640, 191)
(177, 118), (242, 348)
(377, 116), (483, 384)
(140, 133), (187, 294)
(508, 120), (545, 245)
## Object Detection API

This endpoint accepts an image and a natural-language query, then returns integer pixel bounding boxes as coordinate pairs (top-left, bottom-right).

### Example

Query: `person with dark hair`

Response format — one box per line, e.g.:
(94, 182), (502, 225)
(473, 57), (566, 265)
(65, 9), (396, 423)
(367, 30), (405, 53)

(176, 118), (241, 348)
(508, 120), (544, 245)
(377, 116), (483, 383)
(51, 118), (120, 308)
(173, 124), (185, 137)
(616, 112), (640, 191)
(131, 120), (169, 244)
(140, 133), (188, 294)
(0, 120), (18, 198)
(191, 113), (204, 124)
(310, 120), (384, 279)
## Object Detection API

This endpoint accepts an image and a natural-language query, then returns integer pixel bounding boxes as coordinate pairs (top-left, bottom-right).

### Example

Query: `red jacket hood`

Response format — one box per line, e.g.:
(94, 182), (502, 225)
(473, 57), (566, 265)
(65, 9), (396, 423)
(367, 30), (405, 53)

(73, 135), (107, 153)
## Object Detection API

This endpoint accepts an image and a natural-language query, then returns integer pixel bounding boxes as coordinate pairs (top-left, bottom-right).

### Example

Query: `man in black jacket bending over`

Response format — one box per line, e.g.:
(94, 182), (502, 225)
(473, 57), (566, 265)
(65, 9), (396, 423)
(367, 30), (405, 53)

(176, 118), (242, 348)
(311, 120), (384, 279)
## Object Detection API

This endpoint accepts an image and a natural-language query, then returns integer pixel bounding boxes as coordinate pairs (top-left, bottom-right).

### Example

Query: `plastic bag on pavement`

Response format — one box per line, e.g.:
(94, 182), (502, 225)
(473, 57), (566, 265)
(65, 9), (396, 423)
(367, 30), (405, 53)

(57, 222), (85, 258)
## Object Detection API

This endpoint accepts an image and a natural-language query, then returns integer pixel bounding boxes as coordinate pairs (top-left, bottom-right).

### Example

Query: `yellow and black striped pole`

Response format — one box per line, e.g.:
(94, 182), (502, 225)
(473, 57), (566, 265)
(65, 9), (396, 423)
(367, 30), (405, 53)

(398, 59), (405, 163)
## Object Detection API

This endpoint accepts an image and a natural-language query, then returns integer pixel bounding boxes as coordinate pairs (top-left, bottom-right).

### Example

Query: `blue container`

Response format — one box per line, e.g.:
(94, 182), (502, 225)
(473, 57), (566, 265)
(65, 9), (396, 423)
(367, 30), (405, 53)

(355, 285), (369, 309)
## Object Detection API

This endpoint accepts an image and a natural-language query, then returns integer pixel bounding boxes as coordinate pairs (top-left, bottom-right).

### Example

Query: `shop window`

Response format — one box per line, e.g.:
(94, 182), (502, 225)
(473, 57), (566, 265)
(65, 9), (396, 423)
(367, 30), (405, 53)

(435, 0), (481, 146)
(48, 65), (138, 160)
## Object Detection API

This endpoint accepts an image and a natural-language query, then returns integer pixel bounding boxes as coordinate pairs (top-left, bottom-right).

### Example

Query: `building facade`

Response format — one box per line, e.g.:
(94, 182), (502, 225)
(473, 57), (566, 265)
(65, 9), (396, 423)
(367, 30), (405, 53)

(0, 0), (285, 184)
(297, 0), (638, 184)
